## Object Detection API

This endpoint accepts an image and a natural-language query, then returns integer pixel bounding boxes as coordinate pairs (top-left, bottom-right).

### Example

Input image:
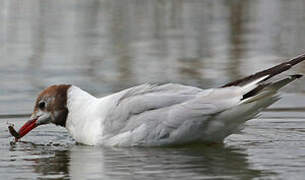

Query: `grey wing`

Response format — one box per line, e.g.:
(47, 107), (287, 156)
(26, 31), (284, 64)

(103, 83), (203, 135)
(103, 83), (243, 145)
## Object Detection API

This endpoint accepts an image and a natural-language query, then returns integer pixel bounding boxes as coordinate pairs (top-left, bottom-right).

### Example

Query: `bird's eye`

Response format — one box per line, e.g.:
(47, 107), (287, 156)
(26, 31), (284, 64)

(38, 101), (46, 110)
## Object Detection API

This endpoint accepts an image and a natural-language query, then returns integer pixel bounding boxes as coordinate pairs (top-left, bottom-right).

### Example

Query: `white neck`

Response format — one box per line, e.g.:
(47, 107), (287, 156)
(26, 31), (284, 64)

(65, 86), (102, 145)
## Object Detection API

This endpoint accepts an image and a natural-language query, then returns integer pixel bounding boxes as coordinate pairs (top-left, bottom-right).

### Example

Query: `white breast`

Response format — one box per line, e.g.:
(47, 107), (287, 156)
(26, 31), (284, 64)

(65, 86), (102, 145)
(65, 86), (123, 145)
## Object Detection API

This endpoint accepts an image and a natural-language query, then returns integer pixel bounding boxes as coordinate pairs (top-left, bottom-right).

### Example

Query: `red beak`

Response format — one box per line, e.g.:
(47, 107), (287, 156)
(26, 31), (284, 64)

(16, 118), (38, 141)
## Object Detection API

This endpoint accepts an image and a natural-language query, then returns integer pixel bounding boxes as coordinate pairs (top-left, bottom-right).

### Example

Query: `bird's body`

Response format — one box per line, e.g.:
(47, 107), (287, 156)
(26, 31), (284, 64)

(11, 53), (305, 146)
(65, 82), (277, 146)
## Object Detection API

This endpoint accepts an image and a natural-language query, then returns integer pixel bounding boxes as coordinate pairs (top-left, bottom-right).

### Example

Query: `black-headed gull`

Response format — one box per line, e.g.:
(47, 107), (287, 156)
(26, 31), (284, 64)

(12, 54), (305, 146)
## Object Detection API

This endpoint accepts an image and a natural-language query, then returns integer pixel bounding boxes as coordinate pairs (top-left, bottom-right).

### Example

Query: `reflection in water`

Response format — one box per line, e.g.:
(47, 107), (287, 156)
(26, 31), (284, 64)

(2, 0), (305, 103)
(28, 144), (268, 179)
(34, 150), (70, 178)
(6, 137), (270, 179)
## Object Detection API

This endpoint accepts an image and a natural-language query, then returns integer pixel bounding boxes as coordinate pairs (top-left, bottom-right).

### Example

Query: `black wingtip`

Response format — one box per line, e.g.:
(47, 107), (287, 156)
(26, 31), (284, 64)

(290, 74), (303, 79)
(222, 53), (305, 87)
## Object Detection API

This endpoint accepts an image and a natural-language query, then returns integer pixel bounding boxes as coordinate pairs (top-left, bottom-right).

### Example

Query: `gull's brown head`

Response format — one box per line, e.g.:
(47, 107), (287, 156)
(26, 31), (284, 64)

(16, 84), (71, 141)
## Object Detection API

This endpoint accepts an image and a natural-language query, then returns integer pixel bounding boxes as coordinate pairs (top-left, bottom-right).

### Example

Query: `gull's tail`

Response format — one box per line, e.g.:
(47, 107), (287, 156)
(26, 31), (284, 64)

(205, 54), (305, 142)
(222, 53), (305, 88)
(222, 53), (305, 103)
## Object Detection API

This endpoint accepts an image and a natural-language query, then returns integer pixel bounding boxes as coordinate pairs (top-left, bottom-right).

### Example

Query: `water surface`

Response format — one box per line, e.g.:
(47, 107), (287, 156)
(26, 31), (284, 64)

(1, 0), (305, 179)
